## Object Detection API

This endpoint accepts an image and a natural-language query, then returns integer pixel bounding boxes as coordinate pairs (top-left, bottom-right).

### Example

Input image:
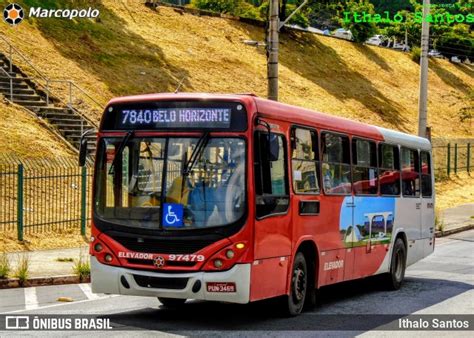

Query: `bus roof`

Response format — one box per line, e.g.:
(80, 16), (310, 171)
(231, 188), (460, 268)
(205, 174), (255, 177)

(104, 93), (431, 151)
(106, 92), (256, 105)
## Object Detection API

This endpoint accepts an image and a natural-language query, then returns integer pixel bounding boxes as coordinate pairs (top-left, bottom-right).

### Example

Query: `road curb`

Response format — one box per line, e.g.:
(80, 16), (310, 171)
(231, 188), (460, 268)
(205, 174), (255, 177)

(435, 223), (474, 238)
(0, 275), (90, 289)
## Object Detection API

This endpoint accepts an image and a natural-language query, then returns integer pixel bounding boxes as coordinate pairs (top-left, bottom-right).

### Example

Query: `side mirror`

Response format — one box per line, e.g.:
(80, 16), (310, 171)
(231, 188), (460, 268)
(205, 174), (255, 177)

(78, 137), (88, 167)
(268, 133), (280, 162)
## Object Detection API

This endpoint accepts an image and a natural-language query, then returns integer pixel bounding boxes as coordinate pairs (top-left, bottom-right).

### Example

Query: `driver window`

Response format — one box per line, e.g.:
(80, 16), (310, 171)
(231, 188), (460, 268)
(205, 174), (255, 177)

(254, 132), (289, 218)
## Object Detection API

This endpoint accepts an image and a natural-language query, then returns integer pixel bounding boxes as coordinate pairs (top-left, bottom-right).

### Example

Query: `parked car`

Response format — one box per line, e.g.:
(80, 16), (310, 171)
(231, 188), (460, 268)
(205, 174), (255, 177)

(392, 41), (410, 51)
(333, 28), (353, 41)
(428, 49), (444, 58)
(366, 35), (385, 46)
(451, 56), (462, 63)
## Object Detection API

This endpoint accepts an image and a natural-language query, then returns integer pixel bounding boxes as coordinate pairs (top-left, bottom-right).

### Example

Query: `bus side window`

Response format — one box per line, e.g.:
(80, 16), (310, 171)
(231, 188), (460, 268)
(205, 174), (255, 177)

(379, 144), (400, 196)
(254, 132), (289, 218)
(321, 132), (351, 194)
(401, 147), (420, 197)
(352, 138), (377, 195)
(291, 127), (320, 194)
(421, 151), (432, 197)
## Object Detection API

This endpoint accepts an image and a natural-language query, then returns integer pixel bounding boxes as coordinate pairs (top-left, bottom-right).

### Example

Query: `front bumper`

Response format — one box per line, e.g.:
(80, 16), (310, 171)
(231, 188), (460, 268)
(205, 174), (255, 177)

(90, 256), (250, 304)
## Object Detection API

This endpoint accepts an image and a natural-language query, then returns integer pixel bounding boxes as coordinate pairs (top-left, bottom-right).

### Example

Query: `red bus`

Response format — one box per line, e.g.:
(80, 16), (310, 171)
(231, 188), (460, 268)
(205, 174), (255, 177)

(80, 93), (435, 316)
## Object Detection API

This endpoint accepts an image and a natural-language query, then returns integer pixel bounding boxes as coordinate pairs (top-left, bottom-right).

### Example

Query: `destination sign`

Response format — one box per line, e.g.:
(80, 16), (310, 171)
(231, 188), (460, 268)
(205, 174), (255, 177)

(119, 108), (231, 128)
(101, 101), (247, 132)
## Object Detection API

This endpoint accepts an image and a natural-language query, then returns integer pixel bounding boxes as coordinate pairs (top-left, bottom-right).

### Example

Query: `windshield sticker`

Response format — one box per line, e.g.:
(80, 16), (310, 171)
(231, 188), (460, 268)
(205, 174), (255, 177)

(163, 203), (184, 228)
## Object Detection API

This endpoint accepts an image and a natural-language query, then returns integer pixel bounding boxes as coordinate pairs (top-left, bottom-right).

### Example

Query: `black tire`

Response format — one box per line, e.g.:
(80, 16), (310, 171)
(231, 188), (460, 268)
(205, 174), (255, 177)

(304, 260), (317, 310)
(284, 252), (308, 316)
(158, 297), (186, 308)
(384, 238), (406, 290)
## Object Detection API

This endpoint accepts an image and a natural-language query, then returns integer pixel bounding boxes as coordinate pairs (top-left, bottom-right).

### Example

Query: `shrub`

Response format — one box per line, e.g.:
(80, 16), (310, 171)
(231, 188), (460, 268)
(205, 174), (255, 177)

(73, 256), (90, 281)
(191, 0), (240, 14)
(14, 254), (29, 285)
(411, 46), (421, 63)
(435, 208), (445, 232)
(0, 253), (10, 279)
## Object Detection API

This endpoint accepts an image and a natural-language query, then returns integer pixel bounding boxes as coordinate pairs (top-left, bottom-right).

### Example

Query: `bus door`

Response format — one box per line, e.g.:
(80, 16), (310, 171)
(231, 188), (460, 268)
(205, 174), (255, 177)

(251, 130), (292, 301)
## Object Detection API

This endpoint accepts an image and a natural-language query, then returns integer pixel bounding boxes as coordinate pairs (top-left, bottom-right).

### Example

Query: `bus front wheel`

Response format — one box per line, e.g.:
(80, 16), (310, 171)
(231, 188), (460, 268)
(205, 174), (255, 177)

(158, 297), (187, 308)
(384, 238), (406, 290)
(284, 252), (307, 316)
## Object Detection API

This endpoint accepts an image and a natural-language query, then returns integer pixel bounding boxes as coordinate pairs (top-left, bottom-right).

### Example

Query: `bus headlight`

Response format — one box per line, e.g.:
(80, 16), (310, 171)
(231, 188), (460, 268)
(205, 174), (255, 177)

(225, 250), (235, 259)
(213, 259), (223, 268)
(105, 254), (113, 262)
(94, 243), (103, 252)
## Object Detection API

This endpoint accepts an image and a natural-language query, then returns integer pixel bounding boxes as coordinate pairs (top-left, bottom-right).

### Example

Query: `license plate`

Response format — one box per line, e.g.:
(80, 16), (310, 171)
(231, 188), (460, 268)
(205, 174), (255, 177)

(206, 282), (236, 293)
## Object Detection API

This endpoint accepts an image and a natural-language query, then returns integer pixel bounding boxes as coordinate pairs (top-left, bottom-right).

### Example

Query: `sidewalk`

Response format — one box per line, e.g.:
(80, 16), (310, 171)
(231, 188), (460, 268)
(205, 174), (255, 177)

(440, 203), (474, 232)
(7, 246), (89, 278)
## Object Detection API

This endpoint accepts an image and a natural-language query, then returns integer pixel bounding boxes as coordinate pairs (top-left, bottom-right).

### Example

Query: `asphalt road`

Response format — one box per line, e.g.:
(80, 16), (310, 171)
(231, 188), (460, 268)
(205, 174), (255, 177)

(1, 230), (473, 336)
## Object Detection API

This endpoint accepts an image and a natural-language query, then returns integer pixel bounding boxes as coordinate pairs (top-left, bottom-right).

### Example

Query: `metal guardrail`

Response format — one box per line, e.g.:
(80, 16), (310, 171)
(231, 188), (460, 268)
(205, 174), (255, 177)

(0, 34), (101, 130)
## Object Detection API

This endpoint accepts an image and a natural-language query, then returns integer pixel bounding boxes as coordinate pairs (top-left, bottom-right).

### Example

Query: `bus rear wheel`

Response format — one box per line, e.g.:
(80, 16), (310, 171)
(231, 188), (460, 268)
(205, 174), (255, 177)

(384, 238), (406, 290)
(158, 297), (187, 308)
(284, 252), (307, 316)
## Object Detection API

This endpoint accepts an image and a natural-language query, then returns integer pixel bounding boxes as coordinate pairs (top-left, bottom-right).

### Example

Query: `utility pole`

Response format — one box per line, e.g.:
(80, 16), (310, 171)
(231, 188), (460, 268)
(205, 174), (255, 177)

(418, 0), (430, 138)
(267, 0), (279, 101)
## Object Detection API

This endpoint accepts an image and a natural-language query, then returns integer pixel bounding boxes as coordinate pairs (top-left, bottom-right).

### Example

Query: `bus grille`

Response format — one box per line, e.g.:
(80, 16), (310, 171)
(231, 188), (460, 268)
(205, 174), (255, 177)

(133, 275), (189, 290)
(107, 232), (216, 254)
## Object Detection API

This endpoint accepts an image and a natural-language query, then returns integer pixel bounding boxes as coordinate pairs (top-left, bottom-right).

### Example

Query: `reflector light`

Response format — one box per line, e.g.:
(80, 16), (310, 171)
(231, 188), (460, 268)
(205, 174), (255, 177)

(226, 250), (235, 259)
(236, 243), (245, 249)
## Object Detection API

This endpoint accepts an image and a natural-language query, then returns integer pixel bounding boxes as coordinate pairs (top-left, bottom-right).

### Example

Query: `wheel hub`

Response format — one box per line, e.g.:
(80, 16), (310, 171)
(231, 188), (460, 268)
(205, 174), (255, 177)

(293, 266), (306, 302)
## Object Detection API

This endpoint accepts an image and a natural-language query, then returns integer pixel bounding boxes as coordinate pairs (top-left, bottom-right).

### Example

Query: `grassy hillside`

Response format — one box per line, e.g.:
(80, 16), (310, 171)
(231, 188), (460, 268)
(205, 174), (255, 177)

(0, 0), (472, 138)
(0, 100), (74, 159)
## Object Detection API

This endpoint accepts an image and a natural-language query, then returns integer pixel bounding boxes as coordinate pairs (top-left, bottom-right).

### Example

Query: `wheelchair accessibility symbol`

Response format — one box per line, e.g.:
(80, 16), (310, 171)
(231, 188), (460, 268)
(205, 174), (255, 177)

(163, 203), (184, 228)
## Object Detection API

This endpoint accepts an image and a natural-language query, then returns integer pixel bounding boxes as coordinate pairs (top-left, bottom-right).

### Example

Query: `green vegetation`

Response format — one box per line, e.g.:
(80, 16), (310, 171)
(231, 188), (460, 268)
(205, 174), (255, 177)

(410, 46), (421, 63)
(56, 257), (74, 262)
(73, 255), (90, 281)
(0, 253), (10, 279)
(340, 0), (377, 42)
(435, 208), (445, 232)
(14, 254), (30, 285)
(191, 0), (260, 19)
(435, 29), (474, 61)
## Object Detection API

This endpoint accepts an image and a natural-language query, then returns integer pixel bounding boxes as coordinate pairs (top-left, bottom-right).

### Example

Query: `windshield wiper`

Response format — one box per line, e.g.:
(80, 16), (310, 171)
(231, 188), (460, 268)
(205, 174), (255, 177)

(183, 132), (210, 176)
(108, 131), (134, 175)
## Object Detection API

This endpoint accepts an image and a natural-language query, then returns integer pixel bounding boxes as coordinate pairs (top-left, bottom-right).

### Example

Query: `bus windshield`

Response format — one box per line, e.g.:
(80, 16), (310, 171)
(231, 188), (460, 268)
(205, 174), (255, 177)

(94, 137), (246, 230)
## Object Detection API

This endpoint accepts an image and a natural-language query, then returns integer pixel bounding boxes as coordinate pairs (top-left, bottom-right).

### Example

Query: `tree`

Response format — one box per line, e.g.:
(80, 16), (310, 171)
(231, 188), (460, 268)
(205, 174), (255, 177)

(435, 30), (474, 61)
(340, 0), (378, 42)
